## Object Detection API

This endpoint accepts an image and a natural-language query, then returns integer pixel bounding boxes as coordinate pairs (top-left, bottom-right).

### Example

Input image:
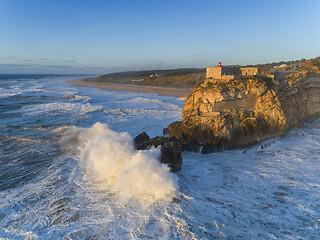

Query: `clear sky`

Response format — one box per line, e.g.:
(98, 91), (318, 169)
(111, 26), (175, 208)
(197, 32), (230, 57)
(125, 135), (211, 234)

(0, 0), (319, 74)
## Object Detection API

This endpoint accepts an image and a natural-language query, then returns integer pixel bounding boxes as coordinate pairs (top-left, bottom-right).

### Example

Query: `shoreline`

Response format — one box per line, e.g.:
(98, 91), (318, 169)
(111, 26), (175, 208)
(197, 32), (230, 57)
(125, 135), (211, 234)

(68, 78), (192, 98)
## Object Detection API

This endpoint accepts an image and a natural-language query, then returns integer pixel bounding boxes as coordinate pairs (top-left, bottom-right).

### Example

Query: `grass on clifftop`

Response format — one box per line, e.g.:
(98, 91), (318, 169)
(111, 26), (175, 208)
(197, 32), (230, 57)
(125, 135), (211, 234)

(97, 68), (206, 88)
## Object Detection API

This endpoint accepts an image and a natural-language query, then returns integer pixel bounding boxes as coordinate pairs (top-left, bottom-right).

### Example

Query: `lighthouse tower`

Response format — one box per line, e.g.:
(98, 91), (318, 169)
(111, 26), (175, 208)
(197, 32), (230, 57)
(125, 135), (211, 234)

(206, 62), (222, 79)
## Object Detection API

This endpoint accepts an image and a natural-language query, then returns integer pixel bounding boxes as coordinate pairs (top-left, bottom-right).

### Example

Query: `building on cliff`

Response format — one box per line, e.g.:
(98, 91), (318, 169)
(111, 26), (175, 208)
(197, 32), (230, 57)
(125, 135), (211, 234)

(240, 67), (272, 77)
(206, 62), (238, 80)
(206, 62), (274, 80)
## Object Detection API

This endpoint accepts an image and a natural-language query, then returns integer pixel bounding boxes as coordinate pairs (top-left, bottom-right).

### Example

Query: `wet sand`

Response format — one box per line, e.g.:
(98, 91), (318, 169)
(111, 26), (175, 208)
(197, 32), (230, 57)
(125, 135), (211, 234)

(68, 78), (192, 98)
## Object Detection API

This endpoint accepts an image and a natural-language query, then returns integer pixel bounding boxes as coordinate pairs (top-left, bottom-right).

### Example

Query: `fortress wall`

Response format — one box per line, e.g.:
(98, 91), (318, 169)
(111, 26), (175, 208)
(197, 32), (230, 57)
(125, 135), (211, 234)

(221, 75), (234, 80)
(241, 67), (258, 76)
(206, 67), (222, 79)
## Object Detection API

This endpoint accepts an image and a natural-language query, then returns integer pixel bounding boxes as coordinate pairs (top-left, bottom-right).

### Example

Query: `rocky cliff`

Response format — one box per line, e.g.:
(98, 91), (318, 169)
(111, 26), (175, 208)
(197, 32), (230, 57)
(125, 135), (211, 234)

(167, 72), (320, 153)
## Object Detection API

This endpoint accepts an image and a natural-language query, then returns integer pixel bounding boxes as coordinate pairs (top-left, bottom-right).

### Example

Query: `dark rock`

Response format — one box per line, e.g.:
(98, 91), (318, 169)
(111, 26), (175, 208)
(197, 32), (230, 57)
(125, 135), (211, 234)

(133, 133), (183, 172)
(134, 136), (165, 150)
(168, 136), (178, 142)
(133, 132), (150, 149)
(160, 140), (182, 172)
(163, 127), (170, 136)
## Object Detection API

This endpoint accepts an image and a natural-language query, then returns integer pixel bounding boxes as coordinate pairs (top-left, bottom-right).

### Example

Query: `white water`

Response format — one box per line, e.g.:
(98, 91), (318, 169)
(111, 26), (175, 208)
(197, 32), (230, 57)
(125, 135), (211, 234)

(0, 75), (320, 239)
(60, 122), (178, 203)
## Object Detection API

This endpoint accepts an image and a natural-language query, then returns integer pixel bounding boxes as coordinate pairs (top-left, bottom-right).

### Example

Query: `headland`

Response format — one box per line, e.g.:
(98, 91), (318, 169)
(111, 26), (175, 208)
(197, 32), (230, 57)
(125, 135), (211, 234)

(166, 57), (320, 153)
(68, 57), (320, 171)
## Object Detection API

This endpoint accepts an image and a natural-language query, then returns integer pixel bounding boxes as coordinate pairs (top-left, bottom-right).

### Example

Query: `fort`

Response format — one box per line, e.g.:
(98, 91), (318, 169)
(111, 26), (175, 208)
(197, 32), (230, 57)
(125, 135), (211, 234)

(206, 62), (274, 81)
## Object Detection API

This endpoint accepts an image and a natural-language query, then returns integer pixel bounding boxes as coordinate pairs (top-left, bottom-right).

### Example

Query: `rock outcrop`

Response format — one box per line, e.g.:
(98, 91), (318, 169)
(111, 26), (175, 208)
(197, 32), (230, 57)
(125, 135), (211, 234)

(167, 73), (320, 153)
(133, 132), (182, 172)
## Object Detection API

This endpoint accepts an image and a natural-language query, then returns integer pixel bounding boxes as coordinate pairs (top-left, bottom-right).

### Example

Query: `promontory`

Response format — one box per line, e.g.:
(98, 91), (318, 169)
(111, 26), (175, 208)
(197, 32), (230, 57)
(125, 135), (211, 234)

(166, 58), (320, 153)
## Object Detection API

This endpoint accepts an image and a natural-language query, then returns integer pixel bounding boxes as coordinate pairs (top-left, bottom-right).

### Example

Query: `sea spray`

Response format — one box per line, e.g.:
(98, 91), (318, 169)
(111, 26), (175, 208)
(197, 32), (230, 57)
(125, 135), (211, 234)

(60, 122), (178, 202)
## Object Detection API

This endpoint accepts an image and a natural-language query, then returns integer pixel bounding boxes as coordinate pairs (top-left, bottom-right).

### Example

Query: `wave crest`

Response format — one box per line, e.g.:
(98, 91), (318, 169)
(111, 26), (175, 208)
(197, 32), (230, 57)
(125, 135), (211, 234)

(60, 122), (178, 202)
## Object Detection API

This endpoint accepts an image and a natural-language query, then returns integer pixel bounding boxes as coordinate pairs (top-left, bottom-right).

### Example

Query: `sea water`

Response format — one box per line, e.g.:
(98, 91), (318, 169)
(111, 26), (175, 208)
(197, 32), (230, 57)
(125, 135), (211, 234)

(0, 75), (319, 239)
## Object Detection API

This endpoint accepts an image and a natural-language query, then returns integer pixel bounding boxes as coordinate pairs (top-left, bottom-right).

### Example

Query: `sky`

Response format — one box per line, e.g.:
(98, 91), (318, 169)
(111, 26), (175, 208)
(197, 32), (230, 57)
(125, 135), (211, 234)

(0, 0), (319, 74)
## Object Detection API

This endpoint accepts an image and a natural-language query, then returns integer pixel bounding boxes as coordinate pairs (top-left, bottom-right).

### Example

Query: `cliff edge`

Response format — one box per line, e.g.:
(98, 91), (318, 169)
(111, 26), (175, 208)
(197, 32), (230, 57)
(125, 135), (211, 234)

(167, 71), (320, 153)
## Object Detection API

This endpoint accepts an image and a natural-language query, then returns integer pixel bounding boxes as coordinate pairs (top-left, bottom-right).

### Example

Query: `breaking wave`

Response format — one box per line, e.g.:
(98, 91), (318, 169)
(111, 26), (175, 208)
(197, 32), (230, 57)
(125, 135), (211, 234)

(59, 122), (178, 202)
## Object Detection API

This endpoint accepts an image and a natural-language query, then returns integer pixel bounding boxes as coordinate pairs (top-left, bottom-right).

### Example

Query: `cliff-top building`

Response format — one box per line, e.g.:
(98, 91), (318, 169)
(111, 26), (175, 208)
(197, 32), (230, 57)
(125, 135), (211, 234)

(206, 62), (238, 80)
(206, 62), (274, 80)
(240, 67), (272, 76)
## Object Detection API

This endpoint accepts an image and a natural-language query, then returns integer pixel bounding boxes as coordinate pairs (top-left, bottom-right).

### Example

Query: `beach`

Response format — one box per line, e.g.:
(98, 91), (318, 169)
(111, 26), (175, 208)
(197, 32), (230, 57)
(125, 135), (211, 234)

(68, 78), (192, 98)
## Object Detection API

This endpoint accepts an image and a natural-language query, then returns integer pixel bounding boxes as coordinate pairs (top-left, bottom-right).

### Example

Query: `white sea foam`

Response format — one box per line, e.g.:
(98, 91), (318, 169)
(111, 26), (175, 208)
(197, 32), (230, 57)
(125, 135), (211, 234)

(127, 97), (181, 110)
(62, 91), (91, 102)
(60, 123), (178, 202)
(21, 102), (102, 116)
(0, 92), (20, 97)
(103, 108), (181, 121)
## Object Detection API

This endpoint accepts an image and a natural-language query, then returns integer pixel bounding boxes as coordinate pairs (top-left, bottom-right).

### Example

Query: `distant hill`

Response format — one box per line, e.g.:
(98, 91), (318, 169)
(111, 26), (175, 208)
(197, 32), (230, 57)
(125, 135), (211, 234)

(97, 68), (206, 88)
(96, 57), (320, 88)
(300, 58), (320, 72)
(247, 57), (320, 69)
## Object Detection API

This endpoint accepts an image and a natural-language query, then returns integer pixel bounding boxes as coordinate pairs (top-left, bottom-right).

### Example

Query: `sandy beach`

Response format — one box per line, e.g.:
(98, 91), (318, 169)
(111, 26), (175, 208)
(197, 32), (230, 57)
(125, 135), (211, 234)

(68, 78), (192, 98)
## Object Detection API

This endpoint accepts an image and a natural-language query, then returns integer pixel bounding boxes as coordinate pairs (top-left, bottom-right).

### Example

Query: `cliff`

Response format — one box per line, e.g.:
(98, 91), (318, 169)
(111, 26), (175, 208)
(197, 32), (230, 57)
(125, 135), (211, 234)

(167, 72), (320, 153)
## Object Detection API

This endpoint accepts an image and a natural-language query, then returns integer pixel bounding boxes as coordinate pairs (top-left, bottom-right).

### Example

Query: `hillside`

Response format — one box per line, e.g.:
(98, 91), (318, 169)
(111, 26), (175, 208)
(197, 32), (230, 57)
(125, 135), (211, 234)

(96, 68), (206, 88)
(300, 58), (320, 72)
(94, 57), (320, 89)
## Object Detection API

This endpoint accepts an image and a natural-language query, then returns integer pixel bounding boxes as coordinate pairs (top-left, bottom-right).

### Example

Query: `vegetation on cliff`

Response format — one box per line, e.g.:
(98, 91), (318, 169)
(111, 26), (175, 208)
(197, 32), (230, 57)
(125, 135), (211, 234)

(97, 68), (205, 88)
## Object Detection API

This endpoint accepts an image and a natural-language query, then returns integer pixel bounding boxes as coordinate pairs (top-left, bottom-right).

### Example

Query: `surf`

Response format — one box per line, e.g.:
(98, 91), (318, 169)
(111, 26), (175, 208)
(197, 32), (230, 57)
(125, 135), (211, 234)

(59, 122), (178, 203)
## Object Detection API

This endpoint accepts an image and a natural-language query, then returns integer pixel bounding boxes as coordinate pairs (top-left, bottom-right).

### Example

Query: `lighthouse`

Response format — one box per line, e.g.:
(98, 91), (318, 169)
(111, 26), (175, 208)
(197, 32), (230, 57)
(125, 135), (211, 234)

(218, 61), (222, 67)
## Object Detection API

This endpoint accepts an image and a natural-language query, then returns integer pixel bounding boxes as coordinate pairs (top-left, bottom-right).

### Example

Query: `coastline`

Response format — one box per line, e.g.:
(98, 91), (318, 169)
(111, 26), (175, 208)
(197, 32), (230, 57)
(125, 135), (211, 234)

(68, 78), (192, 98)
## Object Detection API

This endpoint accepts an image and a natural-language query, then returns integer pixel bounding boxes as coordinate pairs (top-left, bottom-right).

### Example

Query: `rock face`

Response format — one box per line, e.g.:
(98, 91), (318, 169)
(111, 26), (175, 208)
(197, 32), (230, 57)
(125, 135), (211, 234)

(167, 73), (320, 153)
(133, 132), (150, 148)
(133, 133), (182, 172)
(160, 140), (182, 172)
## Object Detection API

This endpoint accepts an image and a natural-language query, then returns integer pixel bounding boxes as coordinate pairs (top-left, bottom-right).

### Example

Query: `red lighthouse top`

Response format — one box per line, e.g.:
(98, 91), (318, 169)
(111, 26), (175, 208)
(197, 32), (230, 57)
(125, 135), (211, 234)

(218, 61), (222, 67)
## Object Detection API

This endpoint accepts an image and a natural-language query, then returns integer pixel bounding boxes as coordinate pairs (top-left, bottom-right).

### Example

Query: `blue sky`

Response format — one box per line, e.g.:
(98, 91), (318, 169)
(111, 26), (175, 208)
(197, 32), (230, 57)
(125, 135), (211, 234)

(0, 0), (319, 74)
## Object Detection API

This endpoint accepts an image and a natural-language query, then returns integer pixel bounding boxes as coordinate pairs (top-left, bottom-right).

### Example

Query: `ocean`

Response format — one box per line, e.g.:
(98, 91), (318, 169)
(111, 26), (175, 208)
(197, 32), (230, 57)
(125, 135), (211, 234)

(0, 75), (319, 239)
